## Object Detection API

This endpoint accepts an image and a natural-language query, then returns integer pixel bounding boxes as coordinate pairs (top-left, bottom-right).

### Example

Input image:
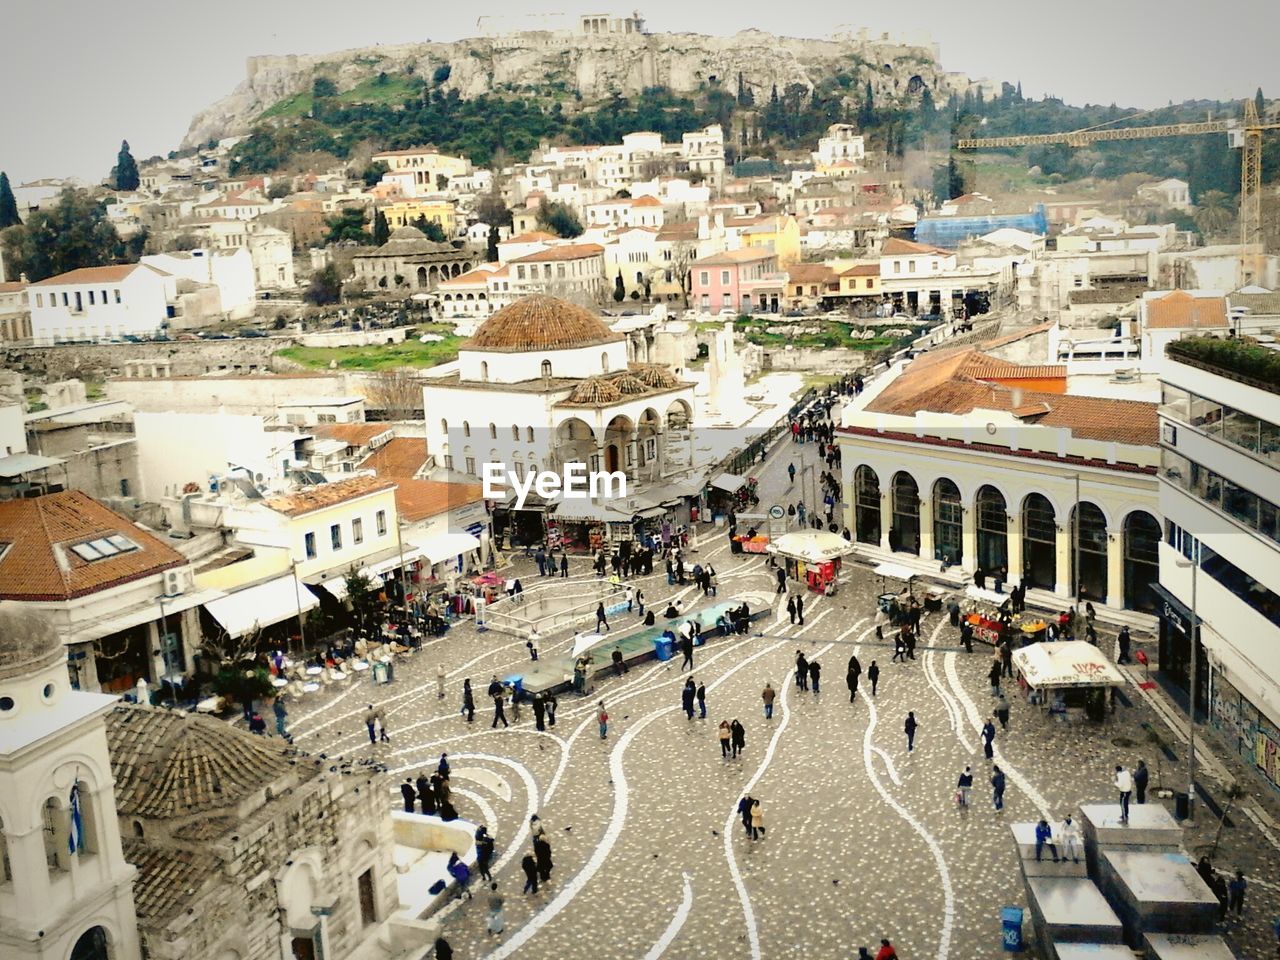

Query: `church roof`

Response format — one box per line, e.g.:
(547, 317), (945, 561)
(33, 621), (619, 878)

(567, 377), (623, 404)
(0, 605), (64, 682)
(105, 704), (305, 820)
(465, 295), (622, 353)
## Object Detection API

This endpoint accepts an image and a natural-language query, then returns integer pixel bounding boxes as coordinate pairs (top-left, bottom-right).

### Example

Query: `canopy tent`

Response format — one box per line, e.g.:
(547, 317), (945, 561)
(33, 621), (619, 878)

(708, 472), (747, 494)
(1012, 641), (1125, 689)
(0, 452), (65, 477)
(203, 574), (318, 639)
(412, 531), (482, 565)
(965, 585), (1009, 606)
(550, 497), (631, 523)
(872, 561), (918, 582)
(768, 531), (854, 563)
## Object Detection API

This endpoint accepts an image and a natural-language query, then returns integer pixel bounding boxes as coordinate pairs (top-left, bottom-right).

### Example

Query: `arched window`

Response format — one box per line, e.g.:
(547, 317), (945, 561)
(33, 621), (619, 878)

(932, 478), (963, 565)
(601, 352), (610, 373)
(527, 426), (535, 442)
(440, 418), (448, 435)
(133, 820), (145, 839)
(462, 421), (471, 438)
(42, 797), (67, 871)
(479, 361), (489, 382)
(541, 359), (552, 378)
(512, 425), (520, 440)
(854, 465), (881, 545)
(488, 423), (497, 440)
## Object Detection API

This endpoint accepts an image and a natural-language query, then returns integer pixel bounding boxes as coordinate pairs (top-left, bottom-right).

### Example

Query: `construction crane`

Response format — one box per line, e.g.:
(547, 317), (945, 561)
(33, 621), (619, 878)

(955, 100), (1280, 286)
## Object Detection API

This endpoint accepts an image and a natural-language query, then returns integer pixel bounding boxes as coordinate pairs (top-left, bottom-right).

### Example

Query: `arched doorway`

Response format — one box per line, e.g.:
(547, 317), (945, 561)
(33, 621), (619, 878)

(1071, 501), (1109, 602)
(976, 485), (1009, 578)
(1022, 493), (1057, 590)
(416, 266), (427, 288)
(605, 444), (620, 472)
(854, 465), (881, 545)
(70, 926), (110, 960)
(1123, 511), (1161, 612)
(932, 478), (962, 565)
(890, 472), (920, 555)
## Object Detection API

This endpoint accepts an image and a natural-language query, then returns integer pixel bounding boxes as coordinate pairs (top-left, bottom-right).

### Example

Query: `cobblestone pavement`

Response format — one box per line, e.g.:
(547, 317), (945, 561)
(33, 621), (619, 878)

(287, 428), (1280, 960)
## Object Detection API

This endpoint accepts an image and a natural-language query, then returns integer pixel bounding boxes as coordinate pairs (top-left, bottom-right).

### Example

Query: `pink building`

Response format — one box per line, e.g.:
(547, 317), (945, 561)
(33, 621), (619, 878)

(690, 249), (782, 314)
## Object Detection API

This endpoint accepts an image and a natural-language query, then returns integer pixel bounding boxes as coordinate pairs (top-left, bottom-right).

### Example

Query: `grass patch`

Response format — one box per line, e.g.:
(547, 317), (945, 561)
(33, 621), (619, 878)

(733, 316), (908, 351)
(340, 74), (424, 105)
(261, 91), (313, 120)
(277, 336), (463, 371)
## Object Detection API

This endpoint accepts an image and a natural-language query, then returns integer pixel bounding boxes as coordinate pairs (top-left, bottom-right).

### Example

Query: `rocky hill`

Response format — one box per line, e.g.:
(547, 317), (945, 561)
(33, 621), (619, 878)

(183, 26), (981, 148)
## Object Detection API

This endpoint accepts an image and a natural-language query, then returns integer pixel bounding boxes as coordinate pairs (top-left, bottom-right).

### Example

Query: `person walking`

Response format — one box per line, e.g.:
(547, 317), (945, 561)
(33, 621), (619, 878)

(981, 718), (997, 760)
(462, 679), (475, 723)
(545, 691), (558, 728)
(401, 778), (417, 813)
(988, 657), (1003, 696)
(532, 692), (547, 731)
(788, 462), (796, 484)
(960, 620), (974, 654)
(795, 651), (809, 690)
(596, 602), (610, 632)
(787, 596), (797, 625)
(375, 706), (390, 743)
(846, 663), (860, 702)
(1228, 870), (1246, 916)
(696, 682), (707, 719)
(635, 587), (645, 618)
(991, 765), (1006, 812)
(486, 883), (505, 936)
(680, 631), (695, 672)
(891, 633), (906, 664)
(474, 826), (495, 882)
(597, 701), (609, 739)
(738, 795), (754, 836)
(491, 685), (509, 729)
(904, 711), (918, 753)
(1117, 625), (1132, 664)
(1060, 815), (1082, 864)
(874, 938), (897, 960)
(867, 661), (880, 696)
(560, 552), (569, 577)
(957, 766), (973, 808)
(1133, 759), (1149, 804)
(681, 679), (696, 720)
(749, 797), (764, 840)
(762, 682), (776, 719)
(1035, 818), (1060, 862)
(273, 698), (291, 742)
(719, 720), (732, 758)
(904, 627), (916, 661)
(526, 629), (540, 662)
(995, 692), (1011, 731)
(1114, 764), (1133, 822)
(533, 834), (554, 883)
(521, 853), (539, 894)
(364, 704), (378, 744)
(808, 658), (821, 695)
(730, 719), (746, 759)
(795, 595), (805, 626)
(1000, 638), (1014, 679)
(776, 567), (787, 594)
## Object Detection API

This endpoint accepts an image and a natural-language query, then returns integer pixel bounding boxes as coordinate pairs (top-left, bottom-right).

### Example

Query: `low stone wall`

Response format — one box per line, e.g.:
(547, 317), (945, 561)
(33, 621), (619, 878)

(296, 328), (408, 348)
(762, 347), (874, 371)
(3, 339), (284, 380)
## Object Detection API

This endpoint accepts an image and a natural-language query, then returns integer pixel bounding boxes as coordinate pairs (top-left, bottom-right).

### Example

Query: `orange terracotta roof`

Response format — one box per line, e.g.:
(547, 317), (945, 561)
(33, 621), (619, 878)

(839, 263), (880, 277)
(0, 491), (186, 601)
(1144, 290), (1228, 329)
(392, 479), (485, 523)
(359, 438), (429, 478)
(656, 222), (698, 241)
(466, 295), (621, 352)
(787, 263), (837, 284)
(503, 231), (557, 244)
(264, 476), (397, 517)
(882, 237), (950, 256)
(31, 264), (143, 287)
(959, 355), (1066, 380)
(439, 268), (497, 287)
(632, 195), (663, 207)
(373, 146), (441, 158)
(864, 348), (1155, 445)
(311, 423), (394, 447)
(0, 282), (26, 293)
(510, 243), (605, 263)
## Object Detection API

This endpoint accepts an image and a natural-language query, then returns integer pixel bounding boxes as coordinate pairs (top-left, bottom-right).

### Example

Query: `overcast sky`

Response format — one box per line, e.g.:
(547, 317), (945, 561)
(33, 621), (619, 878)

(2, 0), (1275, 185)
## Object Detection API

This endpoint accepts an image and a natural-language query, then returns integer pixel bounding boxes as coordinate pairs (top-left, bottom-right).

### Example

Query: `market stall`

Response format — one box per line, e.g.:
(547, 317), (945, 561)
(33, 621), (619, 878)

(769, 531), (854, 592)
(550, 497), (634, 553)
(706, 472), (757, 519)
(1012, 640), (1125, 722)
(873, 560), (918, 607)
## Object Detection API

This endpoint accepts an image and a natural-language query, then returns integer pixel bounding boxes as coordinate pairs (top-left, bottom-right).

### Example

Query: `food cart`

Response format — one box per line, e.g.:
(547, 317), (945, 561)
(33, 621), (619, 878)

(873, 560), (918, 608)
(1011, 641), (1125, 722)
(769, 531), (854, 593)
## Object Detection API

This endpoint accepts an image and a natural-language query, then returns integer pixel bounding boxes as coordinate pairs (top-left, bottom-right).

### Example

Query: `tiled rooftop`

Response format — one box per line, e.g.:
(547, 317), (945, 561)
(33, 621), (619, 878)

(264, 476), (397, 517)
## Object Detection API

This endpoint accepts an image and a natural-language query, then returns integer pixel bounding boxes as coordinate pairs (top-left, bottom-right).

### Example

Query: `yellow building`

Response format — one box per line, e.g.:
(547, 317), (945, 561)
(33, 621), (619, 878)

(836, 262), (881, 299)
(381, 198), (458, 235)
(739, 215), (802, 266)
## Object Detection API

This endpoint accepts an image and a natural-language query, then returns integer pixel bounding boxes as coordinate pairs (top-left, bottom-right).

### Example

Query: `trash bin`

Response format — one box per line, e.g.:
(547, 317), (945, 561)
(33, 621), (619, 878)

(371, 661), (389, 685)
(654, 637), (674, 661)
(1001, 906), (1024, 952)
(1175, 791), (1192, 821)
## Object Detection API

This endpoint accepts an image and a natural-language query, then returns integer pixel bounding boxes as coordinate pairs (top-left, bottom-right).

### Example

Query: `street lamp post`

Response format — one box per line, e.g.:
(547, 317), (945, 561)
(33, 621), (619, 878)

(1175, 550), (1199, 825)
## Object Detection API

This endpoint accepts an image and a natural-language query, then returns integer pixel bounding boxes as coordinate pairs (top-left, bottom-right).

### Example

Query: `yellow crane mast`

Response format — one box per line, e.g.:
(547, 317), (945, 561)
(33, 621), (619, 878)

(956, 100), (1280, 285)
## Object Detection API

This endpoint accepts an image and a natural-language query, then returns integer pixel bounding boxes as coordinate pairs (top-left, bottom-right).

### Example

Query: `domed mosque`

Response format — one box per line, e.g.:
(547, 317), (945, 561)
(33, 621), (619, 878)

(422, 295), (697, 548)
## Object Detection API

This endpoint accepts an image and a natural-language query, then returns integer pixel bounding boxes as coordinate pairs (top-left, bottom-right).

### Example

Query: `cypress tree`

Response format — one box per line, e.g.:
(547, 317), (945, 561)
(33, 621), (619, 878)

(486, 223), (499, 263)
(372, 209), (390, 245)
(114, 140), (139, 192)
(1256, 87), (1266, 117)
(0, 172), (20, 228)
(613, 272), (626, 303)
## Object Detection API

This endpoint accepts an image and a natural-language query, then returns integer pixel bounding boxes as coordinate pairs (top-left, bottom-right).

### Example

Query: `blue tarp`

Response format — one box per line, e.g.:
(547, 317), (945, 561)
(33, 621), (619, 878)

(915, 205), (1047, 249)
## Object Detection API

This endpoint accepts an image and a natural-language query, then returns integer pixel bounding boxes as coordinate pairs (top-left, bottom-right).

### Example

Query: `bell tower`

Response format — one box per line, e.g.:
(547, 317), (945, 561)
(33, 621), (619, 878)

(0, 607), (140, 960)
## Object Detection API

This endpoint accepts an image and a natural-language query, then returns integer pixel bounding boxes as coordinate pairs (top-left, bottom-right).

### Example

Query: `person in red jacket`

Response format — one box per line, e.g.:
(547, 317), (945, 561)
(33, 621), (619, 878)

(875, 939), (898, 960)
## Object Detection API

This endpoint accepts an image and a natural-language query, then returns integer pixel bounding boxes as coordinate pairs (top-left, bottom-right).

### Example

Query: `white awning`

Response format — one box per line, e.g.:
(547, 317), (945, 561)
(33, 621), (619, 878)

(551, 498), (631, 522)
(965, 585), (1010, 606)
(364, 545), (426, 578)
(1012, 641), (1125, 689)
(66, 588), (226, 644)
(202, 575), (318, 639)
(873, 561), (918, 581)
(708, 472), (746, 493)
(0, 452), (65, 477)
(769, 531), (854, 563)
(413, 531), (481, 565)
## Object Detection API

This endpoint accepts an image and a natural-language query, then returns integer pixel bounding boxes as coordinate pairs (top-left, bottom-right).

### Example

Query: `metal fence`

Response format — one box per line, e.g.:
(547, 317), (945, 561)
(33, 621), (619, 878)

(479, 581), (629, 638)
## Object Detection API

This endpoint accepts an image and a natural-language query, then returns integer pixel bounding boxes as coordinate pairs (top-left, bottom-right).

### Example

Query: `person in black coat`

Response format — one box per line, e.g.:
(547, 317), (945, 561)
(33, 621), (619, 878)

(786, 596), (797, 624)
(807, 658), (821, 695)
(846, 666), (860, 702)
(400, 779), (417, 813)
(737, 794), (754, 836)
(475, 826), (495, 881)
(533, 835), (553, 882)
(416, 773), (432, 811)
(867, 660), (880, 696)
(681, 679), (696, 719)
(521, 853), (539, 893)
(1133, 759), (1149, 804)
(730, 719), (746, 758)
(795, 651), (809, 690)
(462, 679), (476, 722)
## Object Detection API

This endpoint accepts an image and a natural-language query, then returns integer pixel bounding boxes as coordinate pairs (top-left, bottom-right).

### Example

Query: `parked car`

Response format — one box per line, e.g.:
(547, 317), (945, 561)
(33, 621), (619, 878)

(238, 329), (266, 338)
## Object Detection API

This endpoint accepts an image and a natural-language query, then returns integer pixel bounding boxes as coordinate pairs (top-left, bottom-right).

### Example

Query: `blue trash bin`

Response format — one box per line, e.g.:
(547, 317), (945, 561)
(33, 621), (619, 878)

(1001, 906), (1024, 952)
(654, 637), (674, 661)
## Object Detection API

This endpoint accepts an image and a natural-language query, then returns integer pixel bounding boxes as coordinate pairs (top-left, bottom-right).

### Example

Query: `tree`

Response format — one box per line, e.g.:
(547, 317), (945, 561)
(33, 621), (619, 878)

(669, 240), (695, 308)
(1257, 87), (1266, 118)
(366, 369), (423, 420)
(413, 215), (446, 242)
(372, 209), (390, 245)
(436, 173), (450, 191)
(486, 223), (500, 262)
(0, 172), (19, 228)
(312, 77), (337, 99)
(613, 272), (626, 302)
(324, 207), (371, 245)
(113, 140), (139, 192)
(432, 64), (452, 84)
(344, 568), (382, 637)
(304, 263), (342, 305)
(476, 191), (512, 228)
(932, 156), (966, 202)
(361, 160), (389, 188)
(1194, 190), (1235, 238)
(535, 200), (583, 238)
(858, 81), (875, 129)
(0, 188), (121, 281)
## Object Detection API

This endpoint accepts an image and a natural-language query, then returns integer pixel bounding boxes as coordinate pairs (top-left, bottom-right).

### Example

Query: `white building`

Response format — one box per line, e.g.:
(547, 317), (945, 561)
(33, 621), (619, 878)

(812, 123), (867, 170)
(1137, 178), (1192, 210)
(190, 220), (296, 290)
(1156, 339), (1280, 797)
(839, 347), (1162, 612)
(372, 147), (471, 198)
(508, 243), (607, 303)
(878, 237), (1002, 316)
(141, 248), (256, 320)
(29, 265), (173, 344)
